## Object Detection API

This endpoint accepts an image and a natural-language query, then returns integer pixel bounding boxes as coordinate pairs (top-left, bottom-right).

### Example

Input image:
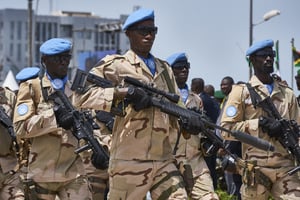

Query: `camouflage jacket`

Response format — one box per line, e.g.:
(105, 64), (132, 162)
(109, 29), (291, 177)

(221, 75), (300, 168)
(74, 49), (181, 161)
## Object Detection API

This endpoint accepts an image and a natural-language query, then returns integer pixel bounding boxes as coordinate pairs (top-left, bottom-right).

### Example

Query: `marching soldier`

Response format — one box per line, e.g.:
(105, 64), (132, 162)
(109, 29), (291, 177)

(167, 52), (219, 200)
(13, 38), (92, 200)
(73, 8), (188, 199)
(221, 39), (300, 199)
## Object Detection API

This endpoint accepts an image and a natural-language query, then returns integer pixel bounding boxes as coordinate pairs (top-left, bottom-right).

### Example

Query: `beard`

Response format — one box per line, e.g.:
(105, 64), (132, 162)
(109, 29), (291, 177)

(263, 66), (274, 74)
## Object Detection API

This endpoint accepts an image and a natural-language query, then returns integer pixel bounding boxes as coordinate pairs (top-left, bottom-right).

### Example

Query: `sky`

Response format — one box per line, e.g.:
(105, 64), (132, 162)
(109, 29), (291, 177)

(1, 0), (300, 95)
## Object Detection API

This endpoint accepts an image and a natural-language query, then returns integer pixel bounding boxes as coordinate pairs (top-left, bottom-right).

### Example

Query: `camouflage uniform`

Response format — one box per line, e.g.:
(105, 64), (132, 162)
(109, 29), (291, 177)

(74, 50), (188, 199)
(13, 76), (91, 200)
(221, 75), (300, 200)
(172, 92), (219, 200)
(0, 87), (24, 199)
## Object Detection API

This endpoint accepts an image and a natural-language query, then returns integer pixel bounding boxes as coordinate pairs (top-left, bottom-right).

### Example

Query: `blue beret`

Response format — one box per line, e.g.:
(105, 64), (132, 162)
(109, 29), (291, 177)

(122, 8), (155, 31)
(166, 52), (188, 67)
(246, 39), (274, 56)
(40, 38), (72, 55)
(16, 67), (40, 82)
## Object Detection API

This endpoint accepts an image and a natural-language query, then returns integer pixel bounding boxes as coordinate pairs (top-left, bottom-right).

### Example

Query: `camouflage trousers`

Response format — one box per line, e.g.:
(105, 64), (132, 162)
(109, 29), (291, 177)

(0, 170), (24, 199)
(33, 175), (92, 200)
(190, 171), (219, 200)
(108, 159), (188, 200)
(184, 156), (219, 200)
(87, 169), (109, 200)
(240, 166), (300, 200)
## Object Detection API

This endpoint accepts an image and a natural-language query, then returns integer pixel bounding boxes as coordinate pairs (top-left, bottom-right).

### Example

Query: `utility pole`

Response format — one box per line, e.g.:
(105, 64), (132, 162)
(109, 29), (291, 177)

(28, 0), (33, 67)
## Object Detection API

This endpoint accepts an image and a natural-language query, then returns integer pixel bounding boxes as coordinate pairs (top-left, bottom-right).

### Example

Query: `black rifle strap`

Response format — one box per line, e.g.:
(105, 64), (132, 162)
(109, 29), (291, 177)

(245, 83), (262, 109)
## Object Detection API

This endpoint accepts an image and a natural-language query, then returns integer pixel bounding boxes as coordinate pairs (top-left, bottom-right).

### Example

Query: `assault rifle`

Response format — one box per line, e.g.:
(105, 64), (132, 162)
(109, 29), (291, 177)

(124, 76), (274, 153)
(0, 106), (19, 153)
(257, 96), (300, 175)
(70, 70), (274, 159)
(48, 90), (109, 170)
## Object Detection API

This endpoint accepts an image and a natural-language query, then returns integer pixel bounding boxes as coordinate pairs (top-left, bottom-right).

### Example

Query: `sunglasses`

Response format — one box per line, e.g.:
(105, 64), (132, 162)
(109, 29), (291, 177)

(172, 62), (190, 70)
(254, 50), (276, 58)
(128, 26), (158, 36)
(48, 54), (72, 64)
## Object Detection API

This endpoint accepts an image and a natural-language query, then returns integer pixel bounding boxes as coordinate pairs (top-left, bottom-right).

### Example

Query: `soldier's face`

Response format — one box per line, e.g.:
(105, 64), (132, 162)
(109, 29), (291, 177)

(251, 47), (275, 75)
(44, 51), (71, 79)
(172, 65), (189, 87)
(126, 20), (156, 57)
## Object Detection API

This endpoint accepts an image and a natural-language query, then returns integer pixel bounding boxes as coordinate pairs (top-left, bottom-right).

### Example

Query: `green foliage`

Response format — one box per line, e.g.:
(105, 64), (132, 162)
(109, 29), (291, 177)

(216, 189), (238, 200)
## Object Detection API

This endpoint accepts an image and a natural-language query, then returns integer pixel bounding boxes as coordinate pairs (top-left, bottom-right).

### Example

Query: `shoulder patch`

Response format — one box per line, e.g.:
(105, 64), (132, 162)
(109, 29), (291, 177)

(225, 105), (237, 117)
(17, 103), (29, 116)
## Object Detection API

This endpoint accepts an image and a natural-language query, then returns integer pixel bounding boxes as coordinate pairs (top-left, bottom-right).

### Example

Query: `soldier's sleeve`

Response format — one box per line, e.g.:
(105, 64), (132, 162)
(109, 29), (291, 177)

(220, 84), (259, 140)
(73, 56), (118, 112)
(13, 81), (58, 138)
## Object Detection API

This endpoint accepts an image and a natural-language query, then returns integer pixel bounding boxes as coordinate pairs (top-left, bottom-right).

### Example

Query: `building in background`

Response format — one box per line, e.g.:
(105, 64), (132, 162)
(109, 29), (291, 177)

(0, 8), (129, 83)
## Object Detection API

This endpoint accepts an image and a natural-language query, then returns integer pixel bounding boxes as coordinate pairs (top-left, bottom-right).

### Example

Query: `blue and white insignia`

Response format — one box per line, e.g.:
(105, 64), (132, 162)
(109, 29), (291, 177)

(51, 79), (63, 90)
(226, 105), (237, 117)
(17, 103), (28, 116)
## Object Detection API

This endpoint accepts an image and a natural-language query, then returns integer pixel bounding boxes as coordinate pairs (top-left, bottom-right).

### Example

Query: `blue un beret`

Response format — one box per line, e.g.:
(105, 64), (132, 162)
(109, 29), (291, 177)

(246, 39), (274, 56)
(16, 67), (40, 82)
(166, 52), (189, 67)
(122, 8), (155, 31)
(40, 38), (72, 55)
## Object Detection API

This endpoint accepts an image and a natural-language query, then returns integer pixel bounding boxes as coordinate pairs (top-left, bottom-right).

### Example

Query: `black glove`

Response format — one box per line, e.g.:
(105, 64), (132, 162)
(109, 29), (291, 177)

(126, 87), (152, 111)
(91, 151), (109, 170)
(259, 116), (282, 138)
(181, 115), (202, 135)
(53, 104), (74, 130)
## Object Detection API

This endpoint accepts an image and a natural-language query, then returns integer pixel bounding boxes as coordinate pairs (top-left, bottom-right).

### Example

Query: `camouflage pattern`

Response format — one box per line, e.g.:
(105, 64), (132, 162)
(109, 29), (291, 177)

(0, 87), (25, 199)
(74, 49), (188, 199)
(172, 92), (219, 200)
(221, 75), (300, 199)
(13, 76), (91, 199)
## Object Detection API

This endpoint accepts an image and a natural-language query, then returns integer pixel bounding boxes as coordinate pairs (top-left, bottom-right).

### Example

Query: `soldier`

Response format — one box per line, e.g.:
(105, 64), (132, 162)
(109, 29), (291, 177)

(73, 8), (188, 199)
(13, 38), (92, 200)
(0, 86), (24, 199)
(220, 39), (300, 199)
(166, 52), (219, 200)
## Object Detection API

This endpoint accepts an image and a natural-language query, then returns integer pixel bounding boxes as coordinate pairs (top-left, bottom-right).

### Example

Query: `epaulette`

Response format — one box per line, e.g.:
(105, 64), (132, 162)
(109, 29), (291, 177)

(94, 54), (126, 68)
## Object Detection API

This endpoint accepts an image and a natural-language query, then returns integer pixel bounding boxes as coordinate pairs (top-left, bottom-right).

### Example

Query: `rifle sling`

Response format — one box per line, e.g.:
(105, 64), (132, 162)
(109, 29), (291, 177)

(245, 83), (262, 109)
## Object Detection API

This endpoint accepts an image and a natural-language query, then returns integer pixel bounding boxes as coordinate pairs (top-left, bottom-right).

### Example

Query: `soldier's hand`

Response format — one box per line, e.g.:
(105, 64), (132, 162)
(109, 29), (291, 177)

(259, 116), (282, 138)
(181, 115), (202, 135)
(126, 86), (152, 111)
(53, 105), (74, 130)
(91, 152), (109, 170)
